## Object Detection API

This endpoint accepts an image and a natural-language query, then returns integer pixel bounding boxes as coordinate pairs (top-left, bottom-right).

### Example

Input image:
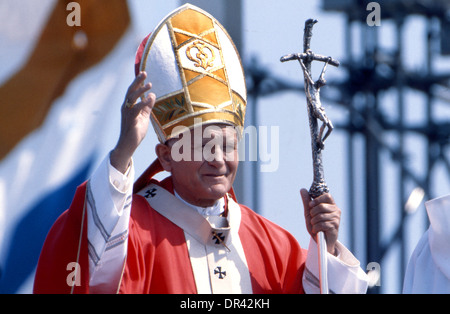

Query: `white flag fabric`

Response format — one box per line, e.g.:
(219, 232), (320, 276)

(0, 0), (136, 293)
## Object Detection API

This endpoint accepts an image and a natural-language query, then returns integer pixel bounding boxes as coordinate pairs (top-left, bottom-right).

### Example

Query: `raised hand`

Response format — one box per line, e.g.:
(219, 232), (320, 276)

(111, 72), (156, 173)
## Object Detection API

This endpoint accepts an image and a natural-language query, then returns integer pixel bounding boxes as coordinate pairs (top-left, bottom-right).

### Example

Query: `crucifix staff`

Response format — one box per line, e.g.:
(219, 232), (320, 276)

(281, 19), (340, 294)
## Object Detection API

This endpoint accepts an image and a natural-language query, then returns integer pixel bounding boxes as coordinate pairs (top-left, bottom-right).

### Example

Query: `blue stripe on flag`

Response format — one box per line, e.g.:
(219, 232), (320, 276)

(0, 159), (93, 294)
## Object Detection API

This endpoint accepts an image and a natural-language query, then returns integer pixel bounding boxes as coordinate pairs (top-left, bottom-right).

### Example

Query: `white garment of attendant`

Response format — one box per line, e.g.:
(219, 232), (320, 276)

(403, 194), (450, 294)
(87, 154), (369, 294)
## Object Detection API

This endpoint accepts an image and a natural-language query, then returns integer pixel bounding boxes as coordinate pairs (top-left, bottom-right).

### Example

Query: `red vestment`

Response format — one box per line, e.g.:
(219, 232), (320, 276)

(34, 161), (306, 294)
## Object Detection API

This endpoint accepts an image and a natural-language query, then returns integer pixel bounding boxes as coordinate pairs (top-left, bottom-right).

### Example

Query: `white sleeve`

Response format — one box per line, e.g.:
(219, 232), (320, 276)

(86, 153), (134, 293)
(302, 238), (369, 294)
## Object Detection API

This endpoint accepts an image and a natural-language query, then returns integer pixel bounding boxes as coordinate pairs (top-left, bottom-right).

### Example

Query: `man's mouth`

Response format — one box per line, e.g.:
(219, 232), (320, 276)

(204, 173), (227, 178)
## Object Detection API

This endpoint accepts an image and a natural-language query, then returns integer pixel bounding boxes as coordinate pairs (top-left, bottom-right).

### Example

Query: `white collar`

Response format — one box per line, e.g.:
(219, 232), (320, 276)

(174, 190), (225, 216)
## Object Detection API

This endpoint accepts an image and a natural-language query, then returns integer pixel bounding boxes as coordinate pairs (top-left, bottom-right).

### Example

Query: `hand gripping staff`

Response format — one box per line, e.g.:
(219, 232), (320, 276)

(281, 19), (340, 294)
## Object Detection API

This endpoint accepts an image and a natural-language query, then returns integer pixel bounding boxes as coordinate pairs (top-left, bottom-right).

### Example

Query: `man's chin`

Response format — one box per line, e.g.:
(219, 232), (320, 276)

(202, 184), (230, 200)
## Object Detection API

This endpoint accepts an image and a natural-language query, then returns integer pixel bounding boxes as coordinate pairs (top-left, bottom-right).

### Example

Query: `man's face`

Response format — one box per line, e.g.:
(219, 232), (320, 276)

(158, 124), (239, 207)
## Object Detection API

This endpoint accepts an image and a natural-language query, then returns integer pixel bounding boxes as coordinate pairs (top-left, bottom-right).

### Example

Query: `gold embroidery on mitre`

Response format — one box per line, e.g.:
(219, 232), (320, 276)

(186, 40), (216, 70)
(140, 5), (247, 143)
(152, 94), (187, 125)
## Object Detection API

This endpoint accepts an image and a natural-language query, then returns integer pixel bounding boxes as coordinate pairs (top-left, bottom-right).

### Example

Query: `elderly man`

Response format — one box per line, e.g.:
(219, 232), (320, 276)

(34, 4), (368, 294)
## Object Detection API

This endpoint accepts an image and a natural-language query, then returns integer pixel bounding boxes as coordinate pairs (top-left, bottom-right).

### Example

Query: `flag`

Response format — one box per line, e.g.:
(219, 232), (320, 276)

(0, 0), (136, 293)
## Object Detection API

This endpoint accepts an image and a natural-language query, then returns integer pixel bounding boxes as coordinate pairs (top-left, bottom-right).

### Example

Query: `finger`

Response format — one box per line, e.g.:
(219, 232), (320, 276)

(128, 71), (147, 92)
(134, 92), (156, 115)
(124, 72), (150, 105)
(132, 82), (152, 102)
(126, 82), (152, 107)
(300, 188), (312, 217)
(311, 221), (338, 237)
(309, 203), (340, 219)
(300, 188), (314, 236)
(310, 211), (340, 226)
(309, 193), (335, 208)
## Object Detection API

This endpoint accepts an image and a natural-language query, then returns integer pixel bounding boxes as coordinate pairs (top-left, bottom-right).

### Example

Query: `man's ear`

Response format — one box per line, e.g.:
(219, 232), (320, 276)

(155, 143), (172, 172)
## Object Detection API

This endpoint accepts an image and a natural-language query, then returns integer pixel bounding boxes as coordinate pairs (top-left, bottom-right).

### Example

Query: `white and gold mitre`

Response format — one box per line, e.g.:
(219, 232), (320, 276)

(135, 4), (247, 143)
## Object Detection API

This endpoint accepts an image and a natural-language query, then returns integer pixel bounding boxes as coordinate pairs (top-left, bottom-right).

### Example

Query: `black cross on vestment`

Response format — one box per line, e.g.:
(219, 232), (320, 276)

(144, 188), (157, 198)
(214, 266), (226, 279)
(212, 232), (225, 245)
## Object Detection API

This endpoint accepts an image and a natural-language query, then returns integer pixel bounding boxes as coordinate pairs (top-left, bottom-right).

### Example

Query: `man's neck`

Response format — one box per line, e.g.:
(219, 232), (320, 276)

(174, 190), (225, 216)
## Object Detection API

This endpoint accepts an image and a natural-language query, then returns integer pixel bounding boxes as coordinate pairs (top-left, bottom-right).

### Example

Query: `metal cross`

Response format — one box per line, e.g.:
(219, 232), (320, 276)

(281, 19), (340, 295)
(280, 19), (340, 199)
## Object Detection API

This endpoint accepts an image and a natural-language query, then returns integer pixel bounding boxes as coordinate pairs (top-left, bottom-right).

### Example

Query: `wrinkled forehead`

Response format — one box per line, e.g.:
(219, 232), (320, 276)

(168, 123), (238, 145)
(201, 123), (237, 139)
